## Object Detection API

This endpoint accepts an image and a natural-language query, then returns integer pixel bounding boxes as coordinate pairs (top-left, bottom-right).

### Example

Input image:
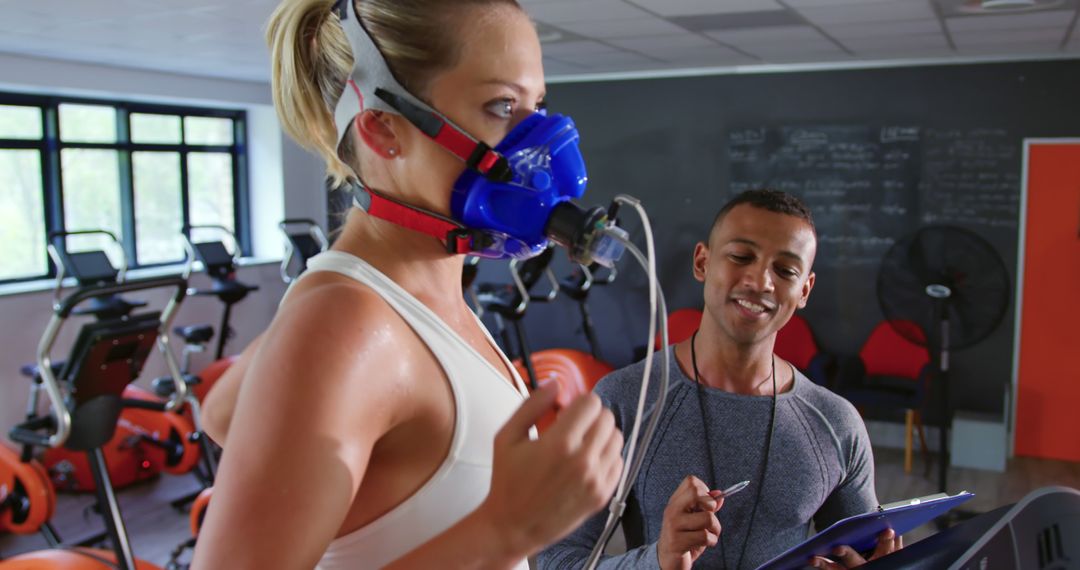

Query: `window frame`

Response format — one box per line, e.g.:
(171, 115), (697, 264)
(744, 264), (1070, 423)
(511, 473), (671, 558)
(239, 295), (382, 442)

(0, 91), (250, 285)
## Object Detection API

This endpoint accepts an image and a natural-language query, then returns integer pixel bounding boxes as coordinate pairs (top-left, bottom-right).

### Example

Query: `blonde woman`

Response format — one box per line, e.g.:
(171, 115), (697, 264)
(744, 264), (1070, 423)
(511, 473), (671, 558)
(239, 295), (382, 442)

(191, 0), (624, 568)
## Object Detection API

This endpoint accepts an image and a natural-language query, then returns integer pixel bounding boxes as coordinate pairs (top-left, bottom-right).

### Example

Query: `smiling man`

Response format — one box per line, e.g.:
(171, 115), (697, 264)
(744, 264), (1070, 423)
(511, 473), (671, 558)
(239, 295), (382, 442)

(538, 190), (900, 569)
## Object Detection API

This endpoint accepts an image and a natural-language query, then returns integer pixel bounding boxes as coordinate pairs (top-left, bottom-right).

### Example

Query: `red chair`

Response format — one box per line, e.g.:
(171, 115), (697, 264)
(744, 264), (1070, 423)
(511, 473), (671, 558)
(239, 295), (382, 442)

(654, 308), (703, 349)
(839, 320), (932, 474)
(774, 314), (834, 387)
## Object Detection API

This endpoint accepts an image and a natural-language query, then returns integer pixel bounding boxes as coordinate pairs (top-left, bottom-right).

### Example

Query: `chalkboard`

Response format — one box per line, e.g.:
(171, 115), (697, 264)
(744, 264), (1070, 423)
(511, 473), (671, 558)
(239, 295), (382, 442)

(728, 125), (1019, 268)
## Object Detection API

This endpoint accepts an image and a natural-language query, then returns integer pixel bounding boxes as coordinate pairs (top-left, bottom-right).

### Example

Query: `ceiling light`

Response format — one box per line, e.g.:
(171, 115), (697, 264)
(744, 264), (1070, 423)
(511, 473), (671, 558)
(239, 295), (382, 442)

(954, 0), (1066, 12)
(537, 30), (564, 43)
(981, 0), (1036, 7)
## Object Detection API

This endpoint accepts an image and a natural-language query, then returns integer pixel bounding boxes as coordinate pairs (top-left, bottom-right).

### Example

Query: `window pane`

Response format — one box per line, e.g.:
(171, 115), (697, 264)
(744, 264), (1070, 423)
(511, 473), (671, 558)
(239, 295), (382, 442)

(133, 152), (183, 264)
(184, 116), (233, 145)
(188, 152), (234, 234)
(59, 104), (117, 143)
(0, 150), (46, 280)
(0, 105), (43, 139)
(131, 113), (181, 144)
(62, 149), (122, 253)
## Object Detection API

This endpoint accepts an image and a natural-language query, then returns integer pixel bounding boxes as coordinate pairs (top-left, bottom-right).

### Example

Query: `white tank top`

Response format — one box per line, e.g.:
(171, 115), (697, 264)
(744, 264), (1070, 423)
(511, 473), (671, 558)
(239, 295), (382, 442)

(300, 251), (531, 570)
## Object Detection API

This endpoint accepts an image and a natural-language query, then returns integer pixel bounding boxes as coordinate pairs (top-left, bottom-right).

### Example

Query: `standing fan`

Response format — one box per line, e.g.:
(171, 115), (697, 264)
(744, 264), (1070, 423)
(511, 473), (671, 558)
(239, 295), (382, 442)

(877, 225), (1010, 493)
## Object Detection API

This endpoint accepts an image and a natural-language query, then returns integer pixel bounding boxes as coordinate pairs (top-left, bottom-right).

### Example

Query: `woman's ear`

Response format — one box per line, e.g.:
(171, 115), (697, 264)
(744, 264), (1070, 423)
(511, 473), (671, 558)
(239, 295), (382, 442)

(354, 110), (400, 159)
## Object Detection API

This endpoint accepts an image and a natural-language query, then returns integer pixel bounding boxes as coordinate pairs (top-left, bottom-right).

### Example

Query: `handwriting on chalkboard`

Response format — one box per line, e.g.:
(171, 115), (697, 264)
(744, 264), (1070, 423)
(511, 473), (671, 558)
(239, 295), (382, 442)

(728, 125), (1019, 267)
(880, 127), (919, 143)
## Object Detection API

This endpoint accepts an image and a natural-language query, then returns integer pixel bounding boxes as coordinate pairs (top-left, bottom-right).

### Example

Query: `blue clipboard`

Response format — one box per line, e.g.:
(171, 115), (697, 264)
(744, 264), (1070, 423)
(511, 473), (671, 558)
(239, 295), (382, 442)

(755, 491), (975, 570)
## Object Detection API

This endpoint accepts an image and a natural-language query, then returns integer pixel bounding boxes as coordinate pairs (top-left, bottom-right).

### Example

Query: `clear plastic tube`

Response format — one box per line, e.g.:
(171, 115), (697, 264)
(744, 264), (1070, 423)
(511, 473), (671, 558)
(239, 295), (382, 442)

(583, 196), (670, 570)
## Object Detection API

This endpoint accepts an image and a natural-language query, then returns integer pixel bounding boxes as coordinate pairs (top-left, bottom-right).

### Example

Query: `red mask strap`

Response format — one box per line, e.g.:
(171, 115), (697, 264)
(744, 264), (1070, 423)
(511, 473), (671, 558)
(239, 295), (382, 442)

(363, 189), (476, 254)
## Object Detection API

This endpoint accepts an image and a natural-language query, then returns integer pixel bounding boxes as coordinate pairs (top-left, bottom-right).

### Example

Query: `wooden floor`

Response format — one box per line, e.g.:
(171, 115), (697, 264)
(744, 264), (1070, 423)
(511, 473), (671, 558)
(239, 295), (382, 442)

(3, 447), (1079, 566)
(0, 472), (197, 566)
(870, 447), (1080, 543)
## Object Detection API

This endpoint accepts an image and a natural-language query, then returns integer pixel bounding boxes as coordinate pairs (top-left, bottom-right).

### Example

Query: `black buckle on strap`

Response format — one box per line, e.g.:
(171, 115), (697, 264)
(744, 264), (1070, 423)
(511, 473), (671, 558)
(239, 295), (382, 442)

(445, 228), (498, 255)
(465, 142), (512, 182)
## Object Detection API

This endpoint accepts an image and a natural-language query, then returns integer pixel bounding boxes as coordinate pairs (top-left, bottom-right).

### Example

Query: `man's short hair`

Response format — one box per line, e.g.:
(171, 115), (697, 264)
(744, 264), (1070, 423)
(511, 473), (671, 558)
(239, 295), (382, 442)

(710, 189), (816, 239)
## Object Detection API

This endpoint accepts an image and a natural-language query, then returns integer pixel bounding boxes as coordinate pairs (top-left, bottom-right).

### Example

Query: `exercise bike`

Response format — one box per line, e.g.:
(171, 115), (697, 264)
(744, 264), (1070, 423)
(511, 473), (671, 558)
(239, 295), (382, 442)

(161, 221), (327, 569)
(167, 225), (258, 406)
(556, 261), (618, 364)
(475, 249), (613, 431)
(32, 231), (201, 494)
(278, 218), (329, 284)
(1, 265), (191, 570)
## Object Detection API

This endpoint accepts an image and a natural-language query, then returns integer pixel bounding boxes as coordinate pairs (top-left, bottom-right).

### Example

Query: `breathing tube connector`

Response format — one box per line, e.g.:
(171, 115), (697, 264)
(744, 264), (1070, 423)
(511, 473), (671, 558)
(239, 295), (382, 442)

(544, 201), (628, 268)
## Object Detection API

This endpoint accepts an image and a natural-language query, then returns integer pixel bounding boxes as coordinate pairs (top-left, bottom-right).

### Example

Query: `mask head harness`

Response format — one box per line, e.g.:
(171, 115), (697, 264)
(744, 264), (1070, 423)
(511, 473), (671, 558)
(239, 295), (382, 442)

(331, 0), (514, 255)
(331, 0), (619, 263)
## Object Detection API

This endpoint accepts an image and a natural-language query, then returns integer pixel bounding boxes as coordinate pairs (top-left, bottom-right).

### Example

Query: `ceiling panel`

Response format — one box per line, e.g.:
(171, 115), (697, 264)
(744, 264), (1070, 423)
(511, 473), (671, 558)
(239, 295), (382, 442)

(542, 57), (590, 76)
(702, 25), (827, 43)
(783, 0), (904, 6)
(555, 17), (688, 38)
(952, 28), (1069, 45)
(797, 1), (938, 25)
(627, 0), (785, 17)
(759, 50), (856, 63)
(0, 10), (54, 34)
(822, 19), (943, 40)
(606, 33), (718, 52)
(561, 50), (660, 68)
(526, 0), (652, 24)
(670, 10), (807, 31)
(945, 10), (1073, 32)
(854, 46), (954, 57)
(650, 46), (759, 65)
(0, 0), (1076, 84)
(958, 41), (1062, 54)
(840, 33), (953, 52)
(535, 40), (623, 57)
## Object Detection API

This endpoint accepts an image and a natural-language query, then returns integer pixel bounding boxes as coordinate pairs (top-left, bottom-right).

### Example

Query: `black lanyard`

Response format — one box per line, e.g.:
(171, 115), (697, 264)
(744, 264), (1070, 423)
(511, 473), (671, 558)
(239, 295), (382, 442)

(690, 330), (777, 570)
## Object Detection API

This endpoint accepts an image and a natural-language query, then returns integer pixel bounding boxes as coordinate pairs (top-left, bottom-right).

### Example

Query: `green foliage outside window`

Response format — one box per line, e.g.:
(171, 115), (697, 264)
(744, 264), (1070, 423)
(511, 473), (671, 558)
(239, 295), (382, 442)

(0, 95), (246, 283)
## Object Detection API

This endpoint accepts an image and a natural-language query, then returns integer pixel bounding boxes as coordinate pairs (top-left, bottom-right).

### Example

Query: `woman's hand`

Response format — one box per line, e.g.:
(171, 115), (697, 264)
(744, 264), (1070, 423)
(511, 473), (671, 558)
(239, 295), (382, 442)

(479, 385), (625, 559)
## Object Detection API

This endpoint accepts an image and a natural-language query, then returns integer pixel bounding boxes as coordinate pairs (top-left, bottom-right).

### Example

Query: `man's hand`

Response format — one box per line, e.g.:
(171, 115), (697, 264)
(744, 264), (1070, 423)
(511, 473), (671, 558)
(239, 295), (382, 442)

(657, 475), (724, 570)
(809, 529), (903, 568)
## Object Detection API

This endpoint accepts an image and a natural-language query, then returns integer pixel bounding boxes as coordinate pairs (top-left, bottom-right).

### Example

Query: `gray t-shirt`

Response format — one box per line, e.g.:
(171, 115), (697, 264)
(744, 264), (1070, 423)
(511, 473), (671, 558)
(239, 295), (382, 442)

(537, 346), (877, 570)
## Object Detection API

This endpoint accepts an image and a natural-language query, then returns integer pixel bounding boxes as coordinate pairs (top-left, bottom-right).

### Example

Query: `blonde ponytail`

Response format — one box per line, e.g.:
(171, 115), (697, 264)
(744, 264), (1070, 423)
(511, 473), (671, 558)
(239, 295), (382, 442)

(267, 0), (354, 185)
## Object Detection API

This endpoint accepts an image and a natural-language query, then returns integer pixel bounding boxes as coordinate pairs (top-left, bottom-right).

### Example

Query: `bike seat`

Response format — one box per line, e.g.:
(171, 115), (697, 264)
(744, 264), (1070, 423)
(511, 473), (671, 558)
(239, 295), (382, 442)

(19, 361), (65, 382)
(152, 374), (203, 398)
(173, 325), (215, 345)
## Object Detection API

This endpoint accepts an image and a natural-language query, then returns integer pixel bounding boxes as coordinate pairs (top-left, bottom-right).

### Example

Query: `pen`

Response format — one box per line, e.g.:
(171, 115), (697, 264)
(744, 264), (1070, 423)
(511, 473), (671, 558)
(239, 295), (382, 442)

(718, 480), (750, 498)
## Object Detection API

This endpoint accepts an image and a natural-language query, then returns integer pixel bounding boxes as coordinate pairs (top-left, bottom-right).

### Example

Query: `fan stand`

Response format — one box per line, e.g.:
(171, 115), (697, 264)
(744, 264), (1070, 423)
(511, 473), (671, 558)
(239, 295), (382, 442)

(926, 284), (951, 495)
(927, 284), (979, 529)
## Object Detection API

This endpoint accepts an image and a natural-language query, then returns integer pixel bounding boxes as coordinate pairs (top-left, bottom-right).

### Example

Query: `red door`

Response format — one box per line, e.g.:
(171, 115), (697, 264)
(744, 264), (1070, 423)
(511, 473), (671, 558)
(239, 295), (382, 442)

(1014, 140), (1080, 461)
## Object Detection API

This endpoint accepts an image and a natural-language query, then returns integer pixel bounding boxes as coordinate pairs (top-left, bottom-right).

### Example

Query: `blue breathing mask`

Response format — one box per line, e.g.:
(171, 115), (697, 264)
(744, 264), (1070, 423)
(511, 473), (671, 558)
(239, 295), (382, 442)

(451, 111), (587, 260)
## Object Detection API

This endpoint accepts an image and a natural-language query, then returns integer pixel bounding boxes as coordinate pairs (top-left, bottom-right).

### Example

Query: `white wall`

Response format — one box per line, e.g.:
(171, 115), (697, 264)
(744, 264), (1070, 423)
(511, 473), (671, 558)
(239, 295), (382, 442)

(0, 53), (325, 441)
(281, 135), (330, 228)
(0, 52), (272, 108)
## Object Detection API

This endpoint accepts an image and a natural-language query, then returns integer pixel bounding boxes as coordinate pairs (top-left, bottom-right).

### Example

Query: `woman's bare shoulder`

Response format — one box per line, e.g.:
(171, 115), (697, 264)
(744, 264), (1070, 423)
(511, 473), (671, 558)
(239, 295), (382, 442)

(244, 271), (422, 425)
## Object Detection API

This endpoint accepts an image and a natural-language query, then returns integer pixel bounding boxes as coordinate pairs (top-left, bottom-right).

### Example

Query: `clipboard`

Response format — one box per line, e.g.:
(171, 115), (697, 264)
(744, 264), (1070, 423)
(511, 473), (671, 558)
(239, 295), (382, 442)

(754, 491), (975, 570)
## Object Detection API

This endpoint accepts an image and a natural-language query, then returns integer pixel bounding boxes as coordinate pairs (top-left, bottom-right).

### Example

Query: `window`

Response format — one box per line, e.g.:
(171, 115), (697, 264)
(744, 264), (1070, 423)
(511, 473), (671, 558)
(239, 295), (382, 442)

(0, 93), (248, 284)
